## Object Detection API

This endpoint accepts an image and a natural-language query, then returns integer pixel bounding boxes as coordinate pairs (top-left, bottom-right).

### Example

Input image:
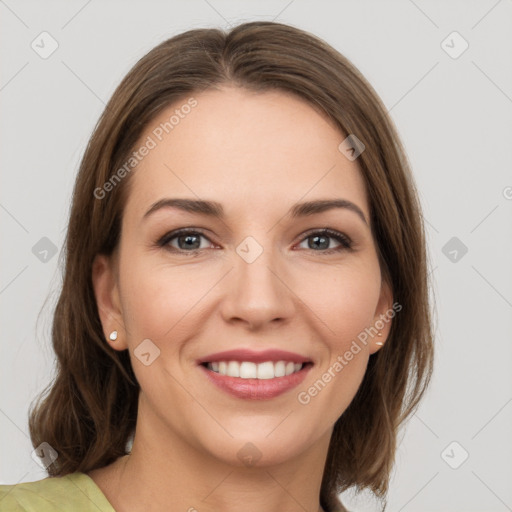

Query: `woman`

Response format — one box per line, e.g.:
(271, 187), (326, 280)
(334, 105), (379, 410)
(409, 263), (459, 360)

(0, 21), (434, 512)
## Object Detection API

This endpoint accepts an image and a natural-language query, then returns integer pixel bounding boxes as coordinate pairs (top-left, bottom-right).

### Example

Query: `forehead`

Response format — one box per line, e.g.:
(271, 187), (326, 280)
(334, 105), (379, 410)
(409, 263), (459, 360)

(124, 86), (369, 223)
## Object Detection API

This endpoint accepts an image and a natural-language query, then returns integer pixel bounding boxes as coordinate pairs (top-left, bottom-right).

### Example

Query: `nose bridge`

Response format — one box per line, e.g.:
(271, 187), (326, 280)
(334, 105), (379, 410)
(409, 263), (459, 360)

(222, 233), (295, 326)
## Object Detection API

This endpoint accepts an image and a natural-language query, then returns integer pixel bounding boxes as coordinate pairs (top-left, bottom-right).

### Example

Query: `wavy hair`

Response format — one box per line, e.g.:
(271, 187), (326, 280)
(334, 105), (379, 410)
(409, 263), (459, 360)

(28, 21), (435, 511)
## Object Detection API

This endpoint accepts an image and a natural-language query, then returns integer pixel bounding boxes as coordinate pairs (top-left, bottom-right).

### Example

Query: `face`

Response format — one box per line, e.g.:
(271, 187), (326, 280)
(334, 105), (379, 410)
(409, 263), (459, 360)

(93, 86), (392, 467)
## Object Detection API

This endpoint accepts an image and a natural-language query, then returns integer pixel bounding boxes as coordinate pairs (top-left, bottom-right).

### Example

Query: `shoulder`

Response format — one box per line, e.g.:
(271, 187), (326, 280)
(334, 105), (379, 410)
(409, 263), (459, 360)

(0, 472), (115, 511)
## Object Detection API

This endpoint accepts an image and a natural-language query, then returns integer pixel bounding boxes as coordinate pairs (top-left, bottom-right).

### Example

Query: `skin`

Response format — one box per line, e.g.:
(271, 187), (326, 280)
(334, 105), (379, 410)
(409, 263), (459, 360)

(89, 86), (392, 512)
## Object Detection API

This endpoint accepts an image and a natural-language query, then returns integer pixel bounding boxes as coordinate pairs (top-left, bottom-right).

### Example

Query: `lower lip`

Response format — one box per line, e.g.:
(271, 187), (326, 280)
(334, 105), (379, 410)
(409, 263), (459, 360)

(199, 363), (312, 400)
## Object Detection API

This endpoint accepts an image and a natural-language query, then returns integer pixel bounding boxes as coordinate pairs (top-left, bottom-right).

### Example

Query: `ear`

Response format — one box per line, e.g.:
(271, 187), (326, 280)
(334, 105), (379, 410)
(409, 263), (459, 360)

(92, 253), (128, 351)
(369, 278), (394, 355)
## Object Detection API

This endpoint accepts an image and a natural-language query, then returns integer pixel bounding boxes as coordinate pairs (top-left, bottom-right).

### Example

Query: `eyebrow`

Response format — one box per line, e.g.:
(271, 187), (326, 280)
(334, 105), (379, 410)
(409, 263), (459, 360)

(143, 198), (368, 226)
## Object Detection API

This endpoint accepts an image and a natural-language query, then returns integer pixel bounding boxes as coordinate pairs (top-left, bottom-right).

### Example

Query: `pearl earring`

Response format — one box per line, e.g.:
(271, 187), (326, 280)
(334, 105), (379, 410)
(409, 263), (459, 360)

(109, 331), (118, 341)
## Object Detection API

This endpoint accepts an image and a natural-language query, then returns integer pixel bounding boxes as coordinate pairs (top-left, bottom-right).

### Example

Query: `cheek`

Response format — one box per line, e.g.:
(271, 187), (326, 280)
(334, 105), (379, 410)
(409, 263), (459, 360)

(294, 274), (378, 425)
(118, 253), (224, 349)
(301, 262), (381, 347)
(117, 258), (204, 396)
(296, 264), (380, 418)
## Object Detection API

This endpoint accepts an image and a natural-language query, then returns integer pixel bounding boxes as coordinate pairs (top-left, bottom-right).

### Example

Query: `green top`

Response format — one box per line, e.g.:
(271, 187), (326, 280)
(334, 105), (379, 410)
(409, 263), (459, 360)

(0, 472), (115, 512)
(0, 472), (347, 511)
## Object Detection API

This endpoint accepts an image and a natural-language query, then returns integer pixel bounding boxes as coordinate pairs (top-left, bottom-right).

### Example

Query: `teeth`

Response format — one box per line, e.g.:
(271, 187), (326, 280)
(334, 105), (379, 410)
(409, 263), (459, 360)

(206, 360), (305, 379)
(274, 361), (286, 377)
(227, 361), (240, 377)
(241, 361), (257, 379)
(257, 361), (274, 379)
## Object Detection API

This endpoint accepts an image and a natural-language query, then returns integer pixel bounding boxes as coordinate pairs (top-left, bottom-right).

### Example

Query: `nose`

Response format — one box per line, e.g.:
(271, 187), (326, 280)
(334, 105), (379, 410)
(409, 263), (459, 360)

(220, 240), (296, 330)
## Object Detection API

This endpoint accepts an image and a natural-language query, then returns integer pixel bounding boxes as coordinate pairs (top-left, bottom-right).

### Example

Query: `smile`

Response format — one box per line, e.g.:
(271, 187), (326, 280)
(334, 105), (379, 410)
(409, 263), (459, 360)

(205, 360), (305, 379)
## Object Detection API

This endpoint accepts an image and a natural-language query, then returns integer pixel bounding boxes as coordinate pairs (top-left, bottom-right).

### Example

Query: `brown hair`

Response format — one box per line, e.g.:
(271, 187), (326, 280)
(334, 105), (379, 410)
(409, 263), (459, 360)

(28, 21), (434, 511)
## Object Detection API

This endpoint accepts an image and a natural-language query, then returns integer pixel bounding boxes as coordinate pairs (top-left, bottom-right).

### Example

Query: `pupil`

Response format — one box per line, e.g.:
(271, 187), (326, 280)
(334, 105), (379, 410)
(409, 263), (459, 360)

(181, 234), (199, 249)
(177, 234), (331, 251)
(311, 235), (328, 250)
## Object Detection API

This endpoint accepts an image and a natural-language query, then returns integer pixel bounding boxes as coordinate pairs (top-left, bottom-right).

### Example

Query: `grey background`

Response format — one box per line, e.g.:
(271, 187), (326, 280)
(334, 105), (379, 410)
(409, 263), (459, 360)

(1, 1), (511, 510)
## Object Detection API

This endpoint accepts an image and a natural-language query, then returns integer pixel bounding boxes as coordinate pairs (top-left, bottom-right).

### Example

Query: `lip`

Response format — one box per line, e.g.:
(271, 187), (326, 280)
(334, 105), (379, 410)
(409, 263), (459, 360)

(199, 362), (313, 400)
(196, 348), (312, 365)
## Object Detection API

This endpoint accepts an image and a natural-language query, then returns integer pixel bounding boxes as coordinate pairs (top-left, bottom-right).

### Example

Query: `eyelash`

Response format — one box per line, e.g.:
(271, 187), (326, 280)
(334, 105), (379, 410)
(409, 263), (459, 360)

(156, 228), (353, 256)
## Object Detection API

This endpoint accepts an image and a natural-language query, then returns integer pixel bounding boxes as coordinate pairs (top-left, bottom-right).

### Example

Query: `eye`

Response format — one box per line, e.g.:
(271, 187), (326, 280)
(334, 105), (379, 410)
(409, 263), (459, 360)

(296, 229), (353, 254)
(157, 228), (353, 255)
(157, 229), (214, 254)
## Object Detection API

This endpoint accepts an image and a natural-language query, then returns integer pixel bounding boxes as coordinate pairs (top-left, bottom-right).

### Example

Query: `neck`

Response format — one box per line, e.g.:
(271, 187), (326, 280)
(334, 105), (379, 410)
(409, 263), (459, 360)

(92, 394), (332, 512)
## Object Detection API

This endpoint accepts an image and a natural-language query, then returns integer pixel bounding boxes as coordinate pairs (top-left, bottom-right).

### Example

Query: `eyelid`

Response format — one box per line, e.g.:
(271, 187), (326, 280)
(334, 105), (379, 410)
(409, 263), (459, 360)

(298, 227), (352, 247)
(156, 227), (353, 254)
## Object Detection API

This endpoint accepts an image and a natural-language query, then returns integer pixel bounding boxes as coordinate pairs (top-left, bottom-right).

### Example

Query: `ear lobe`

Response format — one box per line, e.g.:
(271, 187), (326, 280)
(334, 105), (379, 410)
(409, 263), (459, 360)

(91, 253), (127, 350)
(369, 278), (394, 354)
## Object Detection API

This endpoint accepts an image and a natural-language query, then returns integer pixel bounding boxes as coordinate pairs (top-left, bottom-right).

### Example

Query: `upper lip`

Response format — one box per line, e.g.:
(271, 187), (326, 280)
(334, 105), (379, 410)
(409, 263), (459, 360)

(197, 348), (313, 365)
